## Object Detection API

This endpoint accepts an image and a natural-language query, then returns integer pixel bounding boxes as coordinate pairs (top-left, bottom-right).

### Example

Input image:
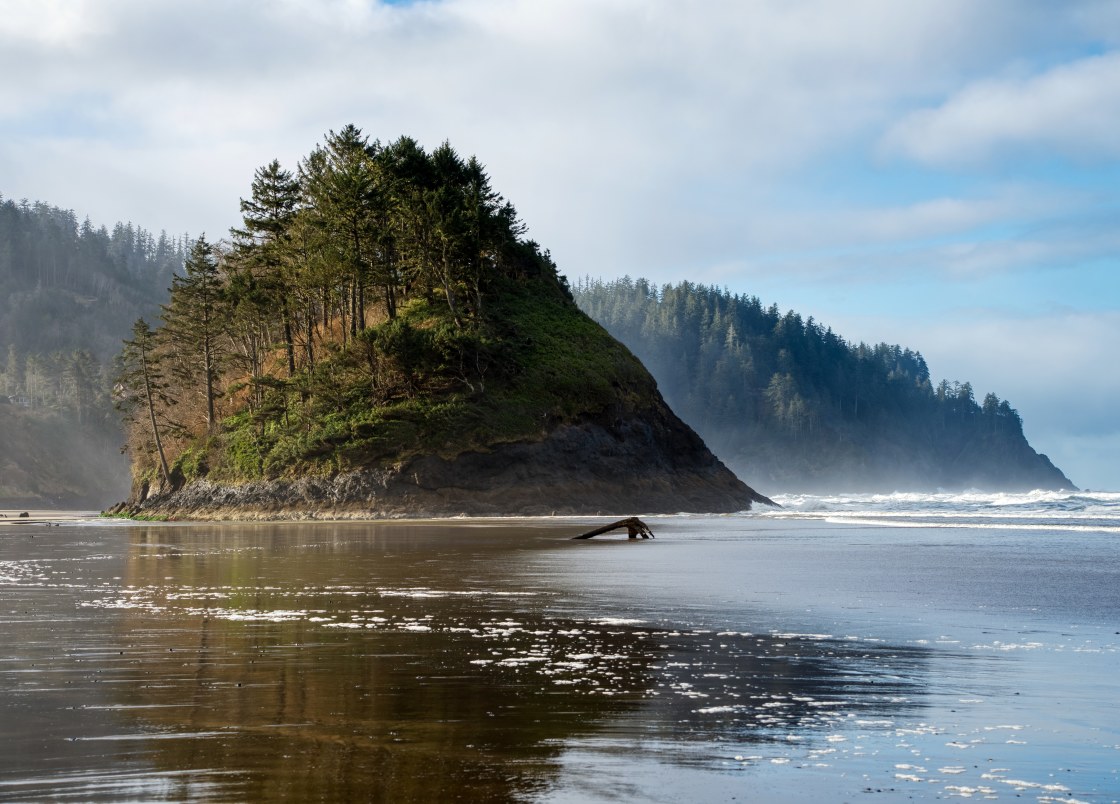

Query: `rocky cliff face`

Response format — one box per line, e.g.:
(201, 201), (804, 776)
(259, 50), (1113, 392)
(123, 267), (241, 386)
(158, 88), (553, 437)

(118, 399), (770, 520)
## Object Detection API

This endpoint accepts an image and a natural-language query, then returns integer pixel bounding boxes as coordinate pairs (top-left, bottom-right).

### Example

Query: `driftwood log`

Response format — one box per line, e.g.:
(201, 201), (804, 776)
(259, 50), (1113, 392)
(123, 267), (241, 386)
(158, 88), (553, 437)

(572, 517), (655, 540)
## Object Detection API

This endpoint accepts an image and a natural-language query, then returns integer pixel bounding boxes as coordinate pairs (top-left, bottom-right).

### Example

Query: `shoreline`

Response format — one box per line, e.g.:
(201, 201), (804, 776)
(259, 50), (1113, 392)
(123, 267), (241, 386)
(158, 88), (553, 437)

(6, 487), (1116, 527)
(0, 509), (100, 525)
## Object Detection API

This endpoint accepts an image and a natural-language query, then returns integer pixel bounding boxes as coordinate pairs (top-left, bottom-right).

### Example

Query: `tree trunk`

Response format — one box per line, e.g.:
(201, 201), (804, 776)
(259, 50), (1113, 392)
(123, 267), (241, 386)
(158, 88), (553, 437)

(358, 278), (366, 331)
(572, 517), (655, 540)
(141, 350), (171, 487)
(283, 300), (296, 378)
(385, 281), (397, 320)
(306, 301), (315, 371)
(203, 336), (215, 431)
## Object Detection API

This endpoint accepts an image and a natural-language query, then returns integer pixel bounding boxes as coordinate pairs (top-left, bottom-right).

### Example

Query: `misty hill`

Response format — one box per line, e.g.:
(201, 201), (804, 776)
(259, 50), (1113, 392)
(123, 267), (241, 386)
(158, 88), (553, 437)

(0, 196), (184, 505)
(115, 127), (762, 518)
(0, 196), (184, 361)
(573, 277), (1074, 492)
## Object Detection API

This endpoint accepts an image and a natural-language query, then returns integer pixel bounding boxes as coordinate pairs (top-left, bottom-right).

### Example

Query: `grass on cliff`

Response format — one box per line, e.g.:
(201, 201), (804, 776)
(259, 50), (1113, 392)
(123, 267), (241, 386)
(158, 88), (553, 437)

(204, 277), (657, 481)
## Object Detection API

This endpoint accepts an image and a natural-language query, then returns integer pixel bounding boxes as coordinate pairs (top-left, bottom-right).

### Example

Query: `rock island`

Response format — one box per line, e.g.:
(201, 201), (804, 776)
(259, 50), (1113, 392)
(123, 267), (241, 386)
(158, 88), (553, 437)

(111, 127), (768, 520)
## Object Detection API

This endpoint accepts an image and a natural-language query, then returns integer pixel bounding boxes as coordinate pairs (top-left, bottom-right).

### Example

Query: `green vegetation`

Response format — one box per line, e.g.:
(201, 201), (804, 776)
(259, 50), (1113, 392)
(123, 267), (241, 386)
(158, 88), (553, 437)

(116, 127), (650, 490)
(8, 130), (1069, 501)
(574, 277), (1073, 491)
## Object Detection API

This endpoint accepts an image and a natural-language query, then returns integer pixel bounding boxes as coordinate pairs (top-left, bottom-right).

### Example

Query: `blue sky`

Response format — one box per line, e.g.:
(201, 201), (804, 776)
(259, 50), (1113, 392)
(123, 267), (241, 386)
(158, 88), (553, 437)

(2, 0), (1118, 489)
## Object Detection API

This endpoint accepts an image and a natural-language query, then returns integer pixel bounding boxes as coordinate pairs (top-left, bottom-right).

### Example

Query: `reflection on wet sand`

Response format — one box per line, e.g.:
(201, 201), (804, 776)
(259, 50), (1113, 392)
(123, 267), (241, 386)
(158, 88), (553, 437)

(2, 521), (930, 802)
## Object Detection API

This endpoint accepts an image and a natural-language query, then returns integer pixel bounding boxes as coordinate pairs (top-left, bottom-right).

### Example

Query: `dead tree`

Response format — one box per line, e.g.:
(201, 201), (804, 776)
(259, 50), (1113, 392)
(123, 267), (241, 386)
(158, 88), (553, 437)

(572, 517), (654, 540)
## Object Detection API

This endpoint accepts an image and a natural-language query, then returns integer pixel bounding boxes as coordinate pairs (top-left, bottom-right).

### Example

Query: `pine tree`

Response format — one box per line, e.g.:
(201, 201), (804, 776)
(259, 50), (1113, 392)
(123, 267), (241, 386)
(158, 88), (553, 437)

(3, 344), (22, 397)
(162, 236), (227, 431)
(116, 318), (172, 486)
(231, 160), (301, 377)
(299, 125), (383, 340)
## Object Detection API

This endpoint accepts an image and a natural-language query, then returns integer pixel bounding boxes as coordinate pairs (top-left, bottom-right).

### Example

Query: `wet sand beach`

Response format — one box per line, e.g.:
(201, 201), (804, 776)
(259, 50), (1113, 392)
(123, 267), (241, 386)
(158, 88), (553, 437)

(0, 510), (96, 524)
(1, 512), (1117, 801)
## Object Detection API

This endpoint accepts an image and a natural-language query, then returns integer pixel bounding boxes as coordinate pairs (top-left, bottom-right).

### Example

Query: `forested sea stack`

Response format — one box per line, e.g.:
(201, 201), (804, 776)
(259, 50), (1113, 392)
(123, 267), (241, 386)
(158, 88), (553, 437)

(111, 126), (765, 519)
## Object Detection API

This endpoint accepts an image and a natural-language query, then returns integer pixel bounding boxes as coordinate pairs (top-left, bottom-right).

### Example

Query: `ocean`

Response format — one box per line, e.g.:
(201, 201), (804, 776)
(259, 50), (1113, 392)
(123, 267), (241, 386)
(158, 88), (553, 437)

(769, 488), (1120, 533)
(1, 492), (1117, 802)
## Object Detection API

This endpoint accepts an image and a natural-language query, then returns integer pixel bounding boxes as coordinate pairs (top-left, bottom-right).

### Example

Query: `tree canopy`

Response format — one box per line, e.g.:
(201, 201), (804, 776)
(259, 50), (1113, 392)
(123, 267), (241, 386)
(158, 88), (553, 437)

(114, 127), (617, 492)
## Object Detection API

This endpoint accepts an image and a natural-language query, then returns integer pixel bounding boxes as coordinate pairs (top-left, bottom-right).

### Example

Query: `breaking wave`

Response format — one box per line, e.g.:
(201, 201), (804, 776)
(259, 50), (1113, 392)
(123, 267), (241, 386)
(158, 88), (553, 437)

(762, 489), (1120, 533)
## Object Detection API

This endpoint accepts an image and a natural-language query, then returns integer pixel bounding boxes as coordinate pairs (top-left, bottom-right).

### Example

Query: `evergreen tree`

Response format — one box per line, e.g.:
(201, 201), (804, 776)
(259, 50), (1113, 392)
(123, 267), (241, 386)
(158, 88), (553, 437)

(231, 159), (301, 377)
(571, 277), (1060, 491)
(116, 319), (172, 486)
(4, 344), (22, 397)
(162, 236), (227, 431)
(298, 125), (383, 340)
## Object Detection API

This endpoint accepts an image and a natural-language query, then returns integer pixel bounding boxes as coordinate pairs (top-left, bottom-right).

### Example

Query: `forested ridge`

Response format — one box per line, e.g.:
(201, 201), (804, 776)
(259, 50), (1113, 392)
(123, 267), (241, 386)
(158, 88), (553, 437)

(4, 128), (1070, 505)
(0, 195), (184, 417)
(114, 126), (664, 503)
(0, 196), (184, 504)
(574, 277), (1073, 491)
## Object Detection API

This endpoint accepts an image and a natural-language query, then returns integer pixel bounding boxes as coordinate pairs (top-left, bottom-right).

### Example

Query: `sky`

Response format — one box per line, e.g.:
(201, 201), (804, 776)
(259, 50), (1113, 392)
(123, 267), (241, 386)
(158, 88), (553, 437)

(2, 0), (1118, 490)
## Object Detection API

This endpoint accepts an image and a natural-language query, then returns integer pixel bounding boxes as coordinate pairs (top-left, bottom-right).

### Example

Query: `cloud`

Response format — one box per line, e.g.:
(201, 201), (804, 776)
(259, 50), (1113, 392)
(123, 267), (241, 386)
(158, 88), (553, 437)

(0, 0), (105, 47)
(1, 0), (1117, 489)
(881, 50), (1120, 167)
(916, 309), (1120, 412)
(919, 309), (1120, 489)
(763, 216), (1120, 287)
(744, 185), (1080, 251)
(4, 2), (1117, 297)
(0, 2), (1087, 235)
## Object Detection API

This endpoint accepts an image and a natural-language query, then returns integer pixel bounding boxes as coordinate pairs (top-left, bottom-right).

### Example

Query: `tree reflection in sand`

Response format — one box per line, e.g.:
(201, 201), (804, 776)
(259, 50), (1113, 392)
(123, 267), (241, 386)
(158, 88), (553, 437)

(1, 521), (930, 802)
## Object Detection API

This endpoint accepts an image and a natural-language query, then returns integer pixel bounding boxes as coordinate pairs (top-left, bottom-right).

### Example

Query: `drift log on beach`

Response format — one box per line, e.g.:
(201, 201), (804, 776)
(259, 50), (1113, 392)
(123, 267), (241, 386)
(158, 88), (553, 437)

(573, 517), (655, 540)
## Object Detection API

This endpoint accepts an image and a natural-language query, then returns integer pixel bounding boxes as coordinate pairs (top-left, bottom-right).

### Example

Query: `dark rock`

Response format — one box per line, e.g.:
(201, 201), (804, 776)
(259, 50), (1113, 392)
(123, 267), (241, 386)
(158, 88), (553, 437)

(131, 400), (770, 520)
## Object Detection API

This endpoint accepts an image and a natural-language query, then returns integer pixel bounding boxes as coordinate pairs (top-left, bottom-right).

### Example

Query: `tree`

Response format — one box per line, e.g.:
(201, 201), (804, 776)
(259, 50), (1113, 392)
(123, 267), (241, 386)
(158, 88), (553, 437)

(162, 235), (227, 431)
(231, 160), (301, 377)
(64, 350), (100, 425)
(299, 125), (383, 340)
(461, 155), (523, 319)
(380, 135), (436, 318)
(116, 318), (172, 486)
(3, 344), (22, 397)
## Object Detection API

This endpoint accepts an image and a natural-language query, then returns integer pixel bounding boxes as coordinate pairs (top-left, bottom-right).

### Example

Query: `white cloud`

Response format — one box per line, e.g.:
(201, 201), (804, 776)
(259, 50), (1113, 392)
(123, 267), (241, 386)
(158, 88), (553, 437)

(2, 0), (1118, 489)
(3, 0), (1115, 277)
(739, 186), (1081, 252)
(0, 0), (104, 47)
(882, 51), (1120, 166)
(0, 1), (1085, 236)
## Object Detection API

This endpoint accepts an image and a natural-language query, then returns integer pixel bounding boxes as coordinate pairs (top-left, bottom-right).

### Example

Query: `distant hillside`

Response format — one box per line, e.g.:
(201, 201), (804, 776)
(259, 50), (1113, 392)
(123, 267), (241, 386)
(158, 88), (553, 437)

(0, 196), (184, 361)
(574, 277), (1074, 492)
(0, 195), (183, 505)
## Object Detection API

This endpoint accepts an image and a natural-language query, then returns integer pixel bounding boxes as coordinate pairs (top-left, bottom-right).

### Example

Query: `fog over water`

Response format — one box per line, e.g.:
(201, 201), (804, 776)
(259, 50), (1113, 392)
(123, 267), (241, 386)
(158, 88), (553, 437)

(1, 505), (1117, 801)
